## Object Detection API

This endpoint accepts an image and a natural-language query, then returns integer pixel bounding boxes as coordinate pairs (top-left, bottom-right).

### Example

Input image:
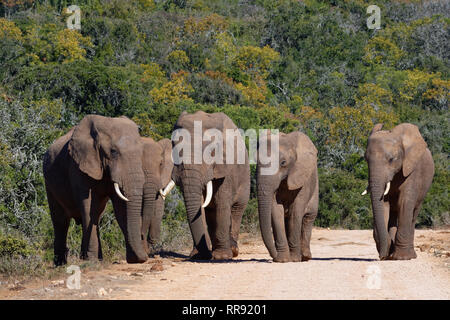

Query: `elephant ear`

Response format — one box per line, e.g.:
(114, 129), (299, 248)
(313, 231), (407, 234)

(287, 131), (318, 191)
(158, 138), (174, 187)
(394, 123), (427, 177)
(68, 115), (103, 180)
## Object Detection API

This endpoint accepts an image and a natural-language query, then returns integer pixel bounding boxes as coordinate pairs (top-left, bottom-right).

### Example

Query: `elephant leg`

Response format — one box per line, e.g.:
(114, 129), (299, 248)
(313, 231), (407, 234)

(300, 208), (317, 262)
(272, 202), (290, 263)
(80, 221), (99, 261)
(94, 196), (108, 261)
(96, 224), (103, 261)
(387, 202), (398, 256)
(391, 196), (416, 260)
(77, 188), (94, 260)
(286, 210), (302, 262)
(79, 190), (106, 261)
(189, 206), (213, 259)
(148, 197), (164, 256)
(212, 202), (233, 260)
(205, 207), (217, 249)
(48, 190), (70, 266)
(230, 202), (245, 257)
(80, 217), (97, 261)
(301, 189), (318, 262)
(288, 191), (314, 262)
(408, 204), (422, 256)
(381, 199), (396, 256)
(53, 217), (70, 266)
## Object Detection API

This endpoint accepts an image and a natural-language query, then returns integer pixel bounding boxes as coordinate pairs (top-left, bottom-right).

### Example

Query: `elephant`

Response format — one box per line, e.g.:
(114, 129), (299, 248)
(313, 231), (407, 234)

(43, 115), (151, 265)
(170, 111), (250, 260)
(257, 131), (318, 263)
(140, 137), (174, 256)
(362, 123), (434, 260)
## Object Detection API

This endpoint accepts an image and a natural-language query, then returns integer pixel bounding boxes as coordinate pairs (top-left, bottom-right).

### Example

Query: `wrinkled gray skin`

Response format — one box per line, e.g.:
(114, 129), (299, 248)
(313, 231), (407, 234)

(257, 131), (319, 262)
(43, 115), (148, 265)
(141, 137), (173, 256)
(365, 123), (434, 260)
(171, 111), (250, 260)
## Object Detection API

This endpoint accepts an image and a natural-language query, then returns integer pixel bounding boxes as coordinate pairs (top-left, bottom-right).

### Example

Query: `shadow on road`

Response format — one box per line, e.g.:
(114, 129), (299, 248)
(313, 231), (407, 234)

(190, 258), (271, 264)
(157, 251), (377, 263)
(157, 251), (190, 259)
(311, 257), (377, 262)
(157, 251), (270, 263)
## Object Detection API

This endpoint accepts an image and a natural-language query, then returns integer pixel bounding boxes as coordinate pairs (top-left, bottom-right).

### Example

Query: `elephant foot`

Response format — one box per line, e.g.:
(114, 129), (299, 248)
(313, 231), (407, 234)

(54, 258), (66, 267)
(126, 251), (148, 264)
(126, 256), (148, 264)
(301, 248), (312, 261)
(273, 251), (290, 263)
(212, 248), (233, 260)
(231, 245), (239, 258)
(289, 251), (302, 262)
(189, 247), (198, 257)
(189, 247), (212, 260)
(390, 246), (417, 260)
(80, 251), (93, 261)
(54, 249), (68, 266)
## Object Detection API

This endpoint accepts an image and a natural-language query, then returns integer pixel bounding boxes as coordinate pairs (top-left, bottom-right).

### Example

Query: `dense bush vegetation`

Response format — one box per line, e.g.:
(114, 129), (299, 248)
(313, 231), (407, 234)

(0, 0), (448, 275)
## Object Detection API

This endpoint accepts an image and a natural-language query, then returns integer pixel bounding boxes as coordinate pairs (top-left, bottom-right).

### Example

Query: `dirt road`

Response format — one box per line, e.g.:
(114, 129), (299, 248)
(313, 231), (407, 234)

(2, 229), (449, 300)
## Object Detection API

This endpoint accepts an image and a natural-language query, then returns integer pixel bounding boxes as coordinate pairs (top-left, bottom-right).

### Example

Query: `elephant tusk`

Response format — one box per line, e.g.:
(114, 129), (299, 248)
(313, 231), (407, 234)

(202, 181), (213, 208)
(114, 183), (129, 202)
(361, 189), (368, 196)
(163, 180), (176, 195)
(384, 181), (391, 196)
(159, 180), (176, 200)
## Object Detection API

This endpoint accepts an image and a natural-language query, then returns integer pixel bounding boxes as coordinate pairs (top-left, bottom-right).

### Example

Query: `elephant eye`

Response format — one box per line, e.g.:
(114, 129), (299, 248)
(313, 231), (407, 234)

(388, 156), (395, 163)
(111, 149), (119, 158)
(280, 159), (287, 167)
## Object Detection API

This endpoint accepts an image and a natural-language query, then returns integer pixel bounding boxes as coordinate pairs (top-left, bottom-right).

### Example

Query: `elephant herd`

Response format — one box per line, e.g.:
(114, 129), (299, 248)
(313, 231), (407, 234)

(43, 111), (434, 266)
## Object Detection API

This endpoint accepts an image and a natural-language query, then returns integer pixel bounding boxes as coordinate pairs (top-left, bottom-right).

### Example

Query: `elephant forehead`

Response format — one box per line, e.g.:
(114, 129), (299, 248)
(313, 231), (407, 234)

(368, 133), (399, 148)
(177, 120), (215, 131)
(280, 135), (296, 148)
(141, 137), (158, 147)
(116, 135), (141, 149)
(177, 111), (210, 126)
(369, 130), (391, 139)
(367, 139), (401, 159)
(143, 142), (162, 158)
(176, 111), (234, 131)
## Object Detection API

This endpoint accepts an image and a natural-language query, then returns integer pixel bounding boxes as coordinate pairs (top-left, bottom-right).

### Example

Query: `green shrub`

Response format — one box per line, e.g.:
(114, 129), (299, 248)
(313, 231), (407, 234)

(317, 168), (372, 229)
(0, 233), (33, 258)
(241, 198), (259, 234)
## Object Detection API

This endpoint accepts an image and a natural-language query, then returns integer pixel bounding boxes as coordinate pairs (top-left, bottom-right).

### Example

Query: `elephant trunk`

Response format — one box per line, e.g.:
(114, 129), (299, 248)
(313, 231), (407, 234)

(369, 170), (390, 260)
(123, 173), (148, 263)
(257, 171), (277, 259)
(180, 168), (210, 257)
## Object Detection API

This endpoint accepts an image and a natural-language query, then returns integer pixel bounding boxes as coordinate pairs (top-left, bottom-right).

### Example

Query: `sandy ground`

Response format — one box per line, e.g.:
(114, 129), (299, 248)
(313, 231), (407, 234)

(1, 228), (449, 300)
